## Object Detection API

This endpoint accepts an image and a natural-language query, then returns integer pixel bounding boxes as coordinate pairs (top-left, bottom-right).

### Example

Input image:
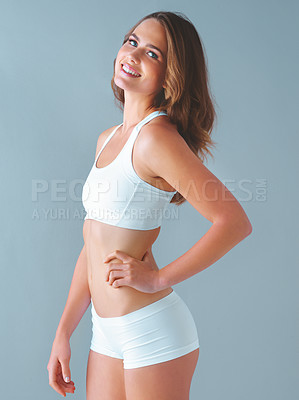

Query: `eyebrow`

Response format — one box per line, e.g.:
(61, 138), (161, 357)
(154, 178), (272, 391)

(130, 33), (165, 59)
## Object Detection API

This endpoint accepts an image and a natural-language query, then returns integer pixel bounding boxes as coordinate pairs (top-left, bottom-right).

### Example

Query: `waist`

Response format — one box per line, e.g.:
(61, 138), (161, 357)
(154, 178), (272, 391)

(87, 254), (173, 318)
(83, 219), (173, 317)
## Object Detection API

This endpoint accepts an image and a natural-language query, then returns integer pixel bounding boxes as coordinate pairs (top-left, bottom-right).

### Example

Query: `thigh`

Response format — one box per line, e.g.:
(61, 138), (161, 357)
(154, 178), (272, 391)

(124, 348), (199, 400)
(121, 291), (200, 399)
(86, 350), (126, 400)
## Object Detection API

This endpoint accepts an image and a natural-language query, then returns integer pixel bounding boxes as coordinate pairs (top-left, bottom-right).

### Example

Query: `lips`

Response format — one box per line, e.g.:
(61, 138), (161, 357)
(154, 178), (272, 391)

(121, 63), (141, 76)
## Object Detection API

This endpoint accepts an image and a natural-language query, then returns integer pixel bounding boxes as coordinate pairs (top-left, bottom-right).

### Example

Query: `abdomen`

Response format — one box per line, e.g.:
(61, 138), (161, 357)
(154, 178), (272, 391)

(83, 219), (171, 318)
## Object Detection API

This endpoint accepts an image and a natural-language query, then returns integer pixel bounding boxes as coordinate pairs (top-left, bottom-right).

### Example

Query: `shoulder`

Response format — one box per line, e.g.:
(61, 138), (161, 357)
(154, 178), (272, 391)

(94, 124), (119, 160)
(139, 118), (251, 228)
(140, 118), (208, 192)
(139, 118), (191, 163)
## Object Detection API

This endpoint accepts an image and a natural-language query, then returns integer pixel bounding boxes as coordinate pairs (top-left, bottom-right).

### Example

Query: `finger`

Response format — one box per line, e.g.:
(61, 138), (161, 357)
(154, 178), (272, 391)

(104, 250), (130, 263)
(108, 270), (127, 285)
(58, 381), (76, 393)
(57, 374), (76, 389)
(57, 378), (76, 393)
(48, 363), (66, 397)
(49, 363), (75, 395)
(103, 251), (117, 263)
(60, 359), (71, 384)
(112, 278), (129, 288)
(50, 381), (66, 397)
(105, 263), (123, 281)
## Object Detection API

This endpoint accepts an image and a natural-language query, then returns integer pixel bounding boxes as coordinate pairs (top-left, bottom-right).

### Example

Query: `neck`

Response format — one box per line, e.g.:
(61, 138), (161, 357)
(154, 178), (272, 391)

(121, 91), (158, 132)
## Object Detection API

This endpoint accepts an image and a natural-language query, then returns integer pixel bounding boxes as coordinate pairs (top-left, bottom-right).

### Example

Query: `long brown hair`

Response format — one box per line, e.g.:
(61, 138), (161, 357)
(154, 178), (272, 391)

(111, 11), (218, 205)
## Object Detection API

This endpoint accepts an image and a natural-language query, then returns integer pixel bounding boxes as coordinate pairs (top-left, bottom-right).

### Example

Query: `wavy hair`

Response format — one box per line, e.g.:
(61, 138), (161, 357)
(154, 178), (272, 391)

(111, 11), (218, 205)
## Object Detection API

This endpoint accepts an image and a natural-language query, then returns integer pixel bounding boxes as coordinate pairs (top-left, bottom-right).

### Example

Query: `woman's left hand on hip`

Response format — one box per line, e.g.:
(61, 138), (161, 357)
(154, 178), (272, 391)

(103, 249), (161, 293)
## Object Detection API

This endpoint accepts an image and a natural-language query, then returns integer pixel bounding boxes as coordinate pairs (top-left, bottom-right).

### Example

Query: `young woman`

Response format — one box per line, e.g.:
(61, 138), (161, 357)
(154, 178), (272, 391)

(47, 11), (252, 400)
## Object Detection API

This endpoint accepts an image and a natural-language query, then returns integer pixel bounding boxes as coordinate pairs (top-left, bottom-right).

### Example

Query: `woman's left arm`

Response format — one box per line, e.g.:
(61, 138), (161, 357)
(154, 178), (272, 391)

(143, 125), (253, 290)
(158, 214), (252, 290)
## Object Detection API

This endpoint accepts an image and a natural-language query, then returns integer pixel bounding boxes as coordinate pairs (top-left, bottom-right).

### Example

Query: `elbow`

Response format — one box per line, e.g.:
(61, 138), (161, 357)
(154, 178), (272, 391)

(246, 220), (253, 236)
(234, 215), (253, 238)
(240, 210), (253, 235)
(217, 213), (253, 238)
(242, 221), (253, 239)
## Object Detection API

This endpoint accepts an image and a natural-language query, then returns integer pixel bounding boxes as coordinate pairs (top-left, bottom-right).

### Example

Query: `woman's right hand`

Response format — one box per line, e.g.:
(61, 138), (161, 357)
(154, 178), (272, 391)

(47, 334), (76, 397)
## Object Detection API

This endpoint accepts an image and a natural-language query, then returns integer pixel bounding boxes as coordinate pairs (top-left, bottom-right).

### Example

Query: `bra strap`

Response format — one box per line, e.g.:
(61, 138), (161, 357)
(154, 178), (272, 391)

(94, 123), (122, 164)
(136, 110), (168, 132)
(129, 110), (168, 145)
(121, 111), (168, 170)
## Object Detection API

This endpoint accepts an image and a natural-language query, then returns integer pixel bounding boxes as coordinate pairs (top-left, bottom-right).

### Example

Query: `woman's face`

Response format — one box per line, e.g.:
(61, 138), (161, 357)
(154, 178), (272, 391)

(114, 18), (167, 97)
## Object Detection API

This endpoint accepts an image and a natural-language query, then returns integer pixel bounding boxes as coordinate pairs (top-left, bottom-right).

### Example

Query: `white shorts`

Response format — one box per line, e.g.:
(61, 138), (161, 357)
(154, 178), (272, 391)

(90, 289), (200, 369)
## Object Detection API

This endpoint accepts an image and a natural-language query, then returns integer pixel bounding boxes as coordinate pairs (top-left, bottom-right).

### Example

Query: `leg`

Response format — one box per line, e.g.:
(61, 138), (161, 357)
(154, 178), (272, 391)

(119, 291), (200, 399)
(86, 349), (126, 400)
(124, 348), (199, 400)
(87, 299), (127, 399)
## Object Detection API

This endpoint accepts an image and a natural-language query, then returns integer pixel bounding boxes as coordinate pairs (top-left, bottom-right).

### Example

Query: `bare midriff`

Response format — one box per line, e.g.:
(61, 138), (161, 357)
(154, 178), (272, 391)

(83, 219), (173, 318)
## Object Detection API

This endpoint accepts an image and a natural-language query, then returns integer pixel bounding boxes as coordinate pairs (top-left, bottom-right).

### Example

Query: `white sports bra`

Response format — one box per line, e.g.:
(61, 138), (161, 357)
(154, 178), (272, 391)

(82, 110), (176, 230)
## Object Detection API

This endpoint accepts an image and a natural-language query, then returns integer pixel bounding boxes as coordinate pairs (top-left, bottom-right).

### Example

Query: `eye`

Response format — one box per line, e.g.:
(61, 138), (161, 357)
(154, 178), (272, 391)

(128, 38), (158, 60)
(128, 38), (137, 47)
(148, 50), (158, 59)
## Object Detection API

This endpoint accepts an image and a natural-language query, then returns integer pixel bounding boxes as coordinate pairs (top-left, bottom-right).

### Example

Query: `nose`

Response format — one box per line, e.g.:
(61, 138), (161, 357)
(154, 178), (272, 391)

(127, 48), (141, 64)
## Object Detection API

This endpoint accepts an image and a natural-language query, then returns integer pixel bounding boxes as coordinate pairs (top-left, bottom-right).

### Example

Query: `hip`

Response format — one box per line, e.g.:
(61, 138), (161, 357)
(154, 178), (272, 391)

(90, 289), (200, 369)
(89, 268), (174, 318)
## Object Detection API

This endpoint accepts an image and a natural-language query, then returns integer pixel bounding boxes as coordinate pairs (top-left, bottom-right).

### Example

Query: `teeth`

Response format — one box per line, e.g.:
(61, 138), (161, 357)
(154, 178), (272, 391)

(122, 65), (140, 76)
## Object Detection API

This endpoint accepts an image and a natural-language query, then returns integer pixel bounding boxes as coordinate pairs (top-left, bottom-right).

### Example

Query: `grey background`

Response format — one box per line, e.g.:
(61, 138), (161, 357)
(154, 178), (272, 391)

(1, 0), (298, 399)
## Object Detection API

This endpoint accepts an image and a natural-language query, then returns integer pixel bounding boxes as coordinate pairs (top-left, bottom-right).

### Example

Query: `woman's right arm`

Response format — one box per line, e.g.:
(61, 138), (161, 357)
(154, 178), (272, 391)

(55, 244), (91, 339)
(47, 244), (90, 397)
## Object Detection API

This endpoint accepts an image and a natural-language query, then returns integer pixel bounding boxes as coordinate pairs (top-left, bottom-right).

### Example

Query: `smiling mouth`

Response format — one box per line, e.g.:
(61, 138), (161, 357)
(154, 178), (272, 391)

(121, 64), (141, 77)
